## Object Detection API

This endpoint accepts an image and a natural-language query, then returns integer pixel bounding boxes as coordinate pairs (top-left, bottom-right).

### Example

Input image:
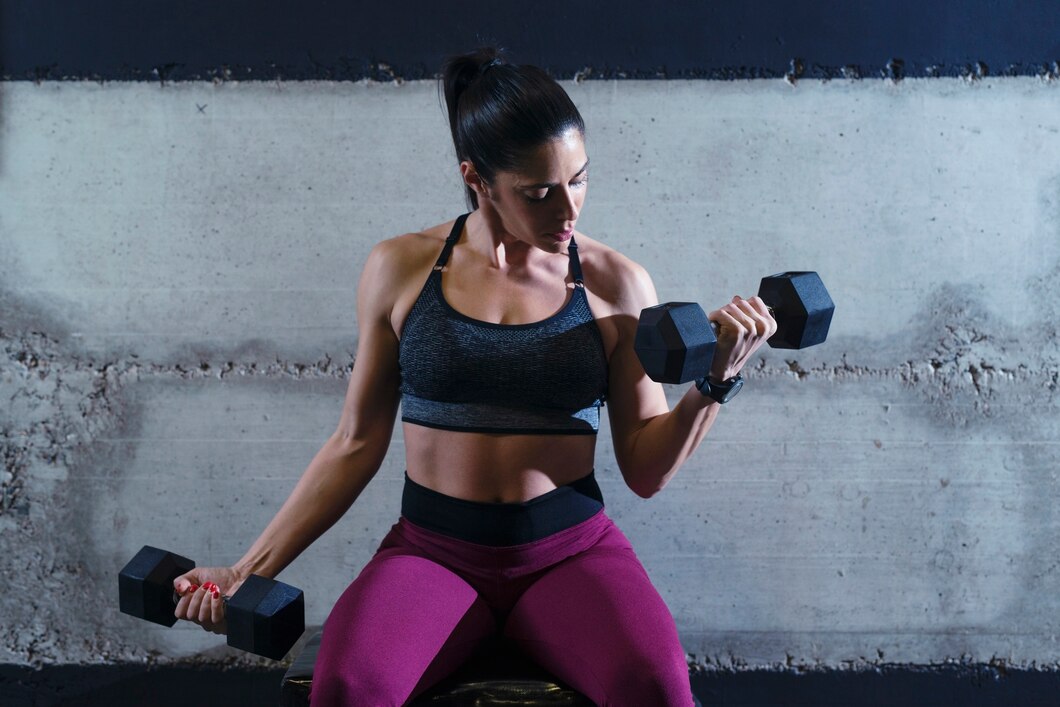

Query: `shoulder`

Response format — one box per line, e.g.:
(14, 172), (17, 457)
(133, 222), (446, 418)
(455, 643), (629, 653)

(359, 218), (458, 292)
(356, 219), (454, 322)
(572, 231), (658, 316)
(366, 225), (446, 277)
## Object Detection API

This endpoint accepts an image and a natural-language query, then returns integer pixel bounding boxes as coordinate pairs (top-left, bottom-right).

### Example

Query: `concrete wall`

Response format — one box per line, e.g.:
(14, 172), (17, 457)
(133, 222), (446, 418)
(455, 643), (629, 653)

(1, 76), (1058, 672)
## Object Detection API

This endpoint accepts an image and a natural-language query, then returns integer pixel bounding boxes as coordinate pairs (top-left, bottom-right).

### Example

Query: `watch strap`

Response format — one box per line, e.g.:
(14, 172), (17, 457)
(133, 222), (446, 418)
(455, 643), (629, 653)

(695, 373), (744, 404)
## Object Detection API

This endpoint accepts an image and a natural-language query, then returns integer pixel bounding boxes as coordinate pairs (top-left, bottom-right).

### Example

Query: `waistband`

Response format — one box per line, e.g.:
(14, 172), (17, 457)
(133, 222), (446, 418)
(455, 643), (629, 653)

(400, 470), (605, 547)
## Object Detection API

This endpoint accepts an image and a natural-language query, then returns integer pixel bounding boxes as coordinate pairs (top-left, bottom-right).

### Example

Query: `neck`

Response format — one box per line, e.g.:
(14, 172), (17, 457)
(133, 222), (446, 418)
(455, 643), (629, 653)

(470, 207), (539, 270)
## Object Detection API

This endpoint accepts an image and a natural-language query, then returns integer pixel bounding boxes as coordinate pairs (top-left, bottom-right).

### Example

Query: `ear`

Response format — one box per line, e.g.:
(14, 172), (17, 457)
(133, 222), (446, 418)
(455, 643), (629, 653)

(459, 161), (492, 200)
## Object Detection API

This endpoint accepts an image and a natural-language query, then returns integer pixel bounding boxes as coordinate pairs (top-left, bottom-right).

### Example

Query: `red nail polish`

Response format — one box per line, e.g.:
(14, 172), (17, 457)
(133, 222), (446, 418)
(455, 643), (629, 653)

(212, 589), (220, 599)
(188, 584), (199, 593)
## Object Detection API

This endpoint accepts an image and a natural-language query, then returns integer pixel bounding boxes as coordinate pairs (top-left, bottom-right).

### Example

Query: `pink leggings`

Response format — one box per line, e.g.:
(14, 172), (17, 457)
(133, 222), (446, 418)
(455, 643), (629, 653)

(310, 508), (694, 706)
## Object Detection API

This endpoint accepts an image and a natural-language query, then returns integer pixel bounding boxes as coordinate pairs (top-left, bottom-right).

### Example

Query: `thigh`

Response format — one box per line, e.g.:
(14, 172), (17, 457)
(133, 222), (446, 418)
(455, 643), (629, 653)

(502, 542), (693, 707)
(312, 548), (497, 707)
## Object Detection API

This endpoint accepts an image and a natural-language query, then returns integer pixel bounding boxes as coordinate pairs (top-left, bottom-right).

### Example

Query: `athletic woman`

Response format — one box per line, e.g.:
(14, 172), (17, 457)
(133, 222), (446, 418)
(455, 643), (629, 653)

(171, 47), (777, 706)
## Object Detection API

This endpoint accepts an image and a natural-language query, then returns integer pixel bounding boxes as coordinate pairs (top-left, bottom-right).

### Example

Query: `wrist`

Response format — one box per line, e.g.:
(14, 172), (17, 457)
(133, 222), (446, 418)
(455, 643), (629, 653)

(708, 368), (736, 383)
(231, 558), (260, 582)
(695, 372), (744, 404)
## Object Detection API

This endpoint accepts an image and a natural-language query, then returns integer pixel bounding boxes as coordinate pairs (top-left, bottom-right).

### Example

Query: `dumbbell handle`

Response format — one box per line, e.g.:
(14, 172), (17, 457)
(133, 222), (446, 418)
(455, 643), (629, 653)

(705, 305), (777, 338)
(169, 587), (232, 607)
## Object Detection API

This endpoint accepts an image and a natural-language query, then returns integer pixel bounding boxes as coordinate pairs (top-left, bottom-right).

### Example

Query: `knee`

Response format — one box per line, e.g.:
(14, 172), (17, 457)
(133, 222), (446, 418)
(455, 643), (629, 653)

(638, 671), (695, 707)
(310, 667), (407, 707)
(609, 673), (693, 707)
(606, 651), (693, 707)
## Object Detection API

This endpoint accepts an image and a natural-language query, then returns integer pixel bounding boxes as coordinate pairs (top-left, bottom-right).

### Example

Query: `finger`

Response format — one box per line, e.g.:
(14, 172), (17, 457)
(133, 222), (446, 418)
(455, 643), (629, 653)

(744, 297), (777, 336)
(739, 295), (764, 312)
(712, 308), (746, 337)
(210, 587), (225, 627)
(731, 296), (761, 317)
(175, 582), (199, 600)
(742, 298), (767, 323)
(173, 580), (203, 619)
(730, 298), (759, 327)
(198, 584), (222, 625)
(732, 297), (772, 336)
(174, 592), (191, 620)
(174, 572), (200, 595)
(742, 308), (770, 337)
(186, 585), (207, 620)
(198, 590), (214, 625)
(723, 302), (757, 335)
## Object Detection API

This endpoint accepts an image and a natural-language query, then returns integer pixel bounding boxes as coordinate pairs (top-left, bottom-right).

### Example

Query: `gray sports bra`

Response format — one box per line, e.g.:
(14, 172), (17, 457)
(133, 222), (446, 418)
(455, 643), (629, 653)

(398, 213), (609, 435)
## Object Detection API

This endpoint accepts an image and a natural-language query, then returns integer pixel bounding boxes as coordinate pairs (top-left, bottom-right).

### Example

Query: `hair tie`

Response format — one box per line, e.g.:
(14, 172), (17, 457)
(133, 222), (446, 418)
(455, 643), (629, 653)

(479, 57), (503, 75)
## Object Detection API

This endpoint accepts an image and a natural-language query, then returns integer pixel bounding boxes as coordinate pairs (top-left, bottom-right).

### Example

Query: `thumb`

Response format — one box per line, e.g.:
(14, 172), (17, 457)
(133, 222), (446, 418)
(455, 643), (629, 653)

(173, 569), (202, 595)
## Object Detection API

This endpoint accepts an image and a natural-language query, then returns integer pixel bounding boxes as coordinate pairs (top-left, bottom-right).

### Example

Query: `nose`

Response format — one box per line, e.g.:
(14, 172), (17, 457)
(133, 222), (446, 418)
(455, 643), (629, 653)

(558, 184), (580, 223)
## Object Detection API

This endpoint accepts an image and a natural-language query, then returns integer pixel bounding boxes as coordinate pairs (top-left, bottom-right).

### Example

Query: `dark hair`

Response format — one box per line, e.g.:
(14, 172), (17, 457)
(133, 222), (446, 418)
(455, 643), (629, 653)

(441, 47), (586, 210)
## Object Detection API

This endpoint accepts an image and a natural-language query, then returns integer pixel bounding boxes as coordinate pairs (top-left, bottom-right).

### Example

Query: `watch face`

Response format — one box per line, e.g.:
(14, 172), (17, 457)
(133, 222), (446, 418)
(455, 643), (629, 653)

(697, 374), (744, 403)
(717, 376), (744, 403)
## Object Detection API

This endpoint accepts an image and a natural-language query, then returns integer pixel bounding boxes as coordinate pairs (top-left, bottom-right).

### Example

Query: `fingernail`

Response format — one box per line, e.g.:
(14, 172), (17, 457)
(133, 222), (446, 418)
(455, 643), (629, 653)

(188, 584), (199, 593)
(212, 589), (220, 599)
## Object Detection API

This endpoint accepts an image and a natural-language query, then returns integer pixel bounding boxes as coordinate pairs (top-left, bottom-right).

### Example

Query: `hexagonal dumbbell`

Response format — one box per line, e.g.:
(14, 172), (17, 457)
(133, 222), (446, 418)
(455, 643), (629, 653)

(118, 545), (305, 660)
(635, 271), (834, 383)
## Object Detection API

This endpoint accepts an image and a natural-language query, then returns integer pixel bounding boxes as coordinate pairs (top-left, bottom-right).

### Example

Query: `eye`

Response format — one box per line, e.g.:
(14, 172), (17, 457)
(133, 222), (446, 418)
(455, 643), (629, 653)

(523, 175), (589, 203)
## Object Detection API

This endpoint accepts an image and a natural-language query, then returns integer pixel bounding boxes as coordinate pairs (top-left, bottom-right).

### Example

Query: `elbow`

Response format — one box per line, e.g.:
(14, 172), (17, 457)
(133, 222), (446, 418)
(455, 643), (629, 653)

(631, 484), (659, 500)
(332, 415), (394, 457)
(632, 477), (666, 499)
(616, 419), (677, 500)
(329, 428), (385, 464)
(330, 430), (366, 455)
(619, 461), (665, 500)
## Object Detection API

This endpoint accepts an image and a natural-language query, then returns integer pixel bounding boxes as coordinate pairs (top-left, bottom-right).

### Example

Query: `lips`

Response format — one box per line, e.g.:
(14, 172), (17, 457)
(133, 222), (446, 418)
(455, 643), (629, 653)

(550, 229), (574, 241)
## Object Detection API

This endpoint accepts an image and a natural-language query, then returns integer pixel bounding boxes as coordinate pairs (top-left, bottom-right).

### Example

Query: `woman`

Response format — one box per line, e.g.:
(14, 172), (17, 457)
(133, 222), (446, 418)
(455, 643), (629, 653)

(172, 47), (776, 706)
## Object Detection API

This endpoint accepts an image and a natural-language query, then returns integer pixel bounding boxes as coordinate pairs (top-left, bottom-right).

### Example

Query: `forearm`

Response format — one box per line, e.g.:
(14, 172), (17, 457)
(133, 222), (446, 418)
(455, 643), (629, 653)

(231, 433), (386, 580)
(624, 385), (720, 498)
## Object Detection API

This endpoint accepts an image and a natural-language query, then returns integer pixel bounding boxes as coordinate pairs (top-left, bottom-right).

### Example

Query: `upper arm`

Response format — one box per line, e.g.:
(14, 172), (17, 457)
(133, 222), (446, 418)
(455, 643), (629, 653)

(603, 257), (671, 475)
(334, 239), (406, 453)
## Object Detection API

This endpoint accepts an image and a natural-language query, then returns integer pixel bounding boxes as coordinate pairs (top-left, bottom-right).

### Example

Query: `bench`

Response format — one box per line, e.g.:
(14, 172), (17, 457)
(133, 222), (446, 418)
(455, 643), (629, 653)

(280, 629), (595, 706)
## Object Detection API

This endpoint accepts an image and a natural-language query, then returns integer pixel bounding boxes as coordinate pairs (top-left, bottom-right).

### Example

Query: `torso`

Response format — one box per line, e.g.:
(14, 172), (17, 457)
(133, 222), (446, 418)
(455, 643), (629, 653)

(389, 216), (626, 503)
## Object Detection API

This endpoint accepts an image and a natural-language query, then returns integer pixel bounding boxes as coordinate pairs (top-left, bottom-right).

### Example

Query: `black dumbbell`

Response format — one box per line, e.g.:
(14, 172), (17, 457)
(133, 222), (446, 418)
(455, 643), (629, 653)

(635, 271), (834, 383)
(118, 545), (305, 661)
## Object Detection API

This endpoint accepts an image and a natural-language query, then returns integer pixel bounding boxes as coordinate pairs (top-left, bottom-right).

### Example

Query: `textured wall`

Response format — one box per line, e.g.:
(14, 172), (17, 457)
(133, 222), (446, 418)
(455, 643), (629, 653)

(1, 77), (1058, 672)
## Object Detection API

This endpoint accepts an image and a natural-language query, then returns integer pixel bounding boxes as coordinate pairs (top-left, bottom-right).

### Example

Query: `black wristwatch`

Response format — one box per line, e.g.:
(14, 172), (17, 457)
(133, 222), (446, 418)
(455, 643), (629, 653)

(695, 373), (744, 404)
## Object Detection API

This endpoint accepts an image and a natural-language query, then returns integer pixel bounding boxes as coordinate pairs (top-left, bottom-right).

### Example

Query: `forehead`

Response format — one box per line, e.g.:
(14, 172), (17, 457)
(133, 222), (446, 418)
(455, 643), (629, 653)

(513, 129), (587, 178)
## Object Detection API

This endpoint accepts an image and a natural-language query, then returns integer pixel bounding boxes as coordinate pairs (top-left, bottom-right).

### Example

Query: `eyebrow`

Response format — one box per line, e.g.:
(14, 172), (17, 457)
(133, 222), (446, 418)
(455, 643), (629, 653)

(522, 159), (590, 189)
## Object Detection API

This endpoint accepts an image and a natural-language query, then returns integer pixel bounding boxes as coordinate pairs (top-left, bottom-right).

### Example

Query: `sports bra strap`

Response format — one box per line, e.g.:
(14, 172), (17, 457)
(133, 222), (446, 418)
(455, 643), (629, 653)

(433, 212), (470, 270)
(433, 213), (584, 288)
(568, 236), (585, 287)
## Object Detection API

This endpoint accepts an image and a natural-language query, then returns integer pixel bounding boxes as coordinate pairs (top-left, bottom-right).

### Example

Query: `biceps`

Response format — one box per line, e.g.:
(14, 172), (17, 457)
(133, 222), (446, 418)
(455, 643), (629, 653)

(606, 341), (669, 459)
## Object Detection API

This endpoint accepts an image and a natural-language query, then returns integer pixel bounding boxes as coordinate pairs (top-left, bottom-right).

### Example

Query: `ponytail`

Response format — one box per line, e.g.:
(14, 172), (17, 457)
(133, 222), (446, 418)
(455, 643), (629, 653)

(440, 47), (585, 210)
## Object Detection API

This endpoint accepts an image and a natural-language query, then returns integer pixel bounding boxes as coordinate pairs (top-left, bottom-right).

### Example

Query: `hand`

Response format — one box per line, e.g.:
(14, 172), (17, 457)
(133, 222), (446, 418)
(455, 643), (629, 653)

(707, 295), (778, 381)
(172, 567), (246, 635)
